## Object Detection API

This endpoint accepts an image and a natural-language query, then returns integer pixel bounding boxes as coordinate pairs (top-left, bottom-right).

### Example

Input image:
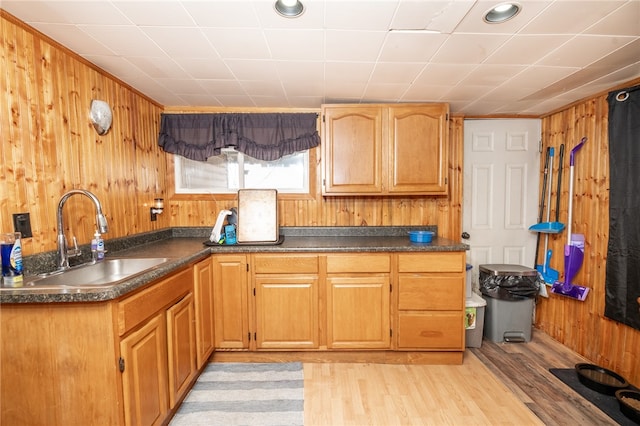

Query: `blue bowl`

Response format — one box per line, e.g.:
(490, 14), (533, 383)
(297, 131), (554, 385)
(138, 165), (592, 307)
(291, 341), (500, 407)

(409, 231), (434, 243)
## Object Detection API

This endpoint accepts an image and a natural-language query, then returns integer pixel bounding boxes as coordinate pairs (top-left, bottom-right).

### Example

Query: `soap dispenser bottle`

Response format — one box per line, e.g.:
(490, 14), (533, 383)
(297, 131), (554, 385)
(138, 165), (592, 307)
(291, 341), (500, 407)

(92, 230), (105, 261)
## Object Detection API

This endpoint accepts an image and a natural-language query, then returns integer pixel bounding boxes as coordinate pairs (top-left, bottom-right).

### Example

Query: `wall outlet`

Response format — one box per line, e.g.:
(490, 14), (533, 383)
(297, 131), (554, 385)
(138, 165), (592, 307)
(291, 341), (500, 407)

(13, 213), (33, 238)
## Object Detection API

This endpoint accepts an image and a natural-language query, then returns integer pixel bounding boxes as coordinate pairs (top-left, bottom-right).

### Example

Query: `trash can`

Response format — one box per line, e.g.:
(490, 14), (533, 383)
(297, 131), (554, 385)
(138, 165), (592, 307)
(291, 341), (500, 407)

(479, 264), (540, 343)
(465, 292), (486, 348)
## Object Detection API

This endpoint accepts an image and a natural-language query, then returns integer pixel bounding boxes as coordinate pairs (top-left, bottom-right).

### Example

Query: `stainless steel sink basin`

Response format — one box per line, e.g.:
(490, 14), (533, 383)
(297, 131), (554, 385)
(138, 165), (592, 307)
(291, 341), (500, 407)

(21, 257), (173, 290)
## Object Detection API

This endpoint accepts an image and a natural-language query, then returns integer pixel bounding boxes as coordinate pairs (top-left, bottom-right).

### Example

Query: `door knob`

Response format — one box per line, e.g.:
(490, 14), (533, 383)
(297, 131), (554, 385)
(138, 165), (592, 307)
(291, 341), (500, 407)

(461, 232), (470, 240)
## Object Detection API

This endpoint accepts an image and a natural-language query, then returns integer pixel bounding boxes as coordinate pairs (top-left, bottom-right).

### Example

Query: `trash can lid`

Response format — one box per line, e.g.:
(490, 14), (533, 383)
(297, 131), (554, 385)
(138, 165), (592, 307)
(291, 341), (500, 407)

(479, 264), (538, 277)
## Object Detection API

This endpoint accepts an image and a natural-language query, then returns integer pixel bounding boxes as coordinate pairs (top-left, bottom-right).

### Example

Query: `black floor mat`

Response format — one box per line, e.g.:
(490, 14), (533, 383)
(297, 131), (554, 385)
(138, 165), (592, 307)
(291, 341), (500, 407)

(549, 368), (638, 425)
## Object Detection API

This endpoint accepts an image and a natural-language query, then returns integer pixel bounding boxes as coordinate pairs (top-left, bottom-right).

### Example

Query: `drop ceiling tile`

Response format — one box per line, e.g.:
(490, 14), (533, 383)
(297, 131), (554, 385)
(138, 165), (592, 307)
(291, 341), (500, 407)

(413, 64), (476, 86)
(275, 61), (324, 81)
(400, 84), (451, 102)
(378, 32), (448, 62)
(213, 94), (256, 107)
(141, 27), (219, 58)
(178, 93), (223, 105)
(325, 30), (387, 61)
(202, 28), (270, 59)
(38, 1), (131, 25)
(286, 96), (325, 108)
(362, 83), (411, 101)
(126, 57), (191, 79)
(181, 1), (260, 28)
(484, 35), (572, 65)
(445, 85), (494, 101)
(430, 34), (510, 64)
(459, 64), (527, 86)
(196, 79), (246, 95)
(324, 62), (376, 82)
(82, 55), (144, 79)
(251, 96), (293, 108)
(224, 59), (279, 80)
(324, 81), (367, 99)
(1, 1), (71, 23)
(584, 1), (640, 36)
(390, 1), (473, 33)
(239, 81), (285, 97)
(369, 62), (425, 84)
(501, 66), (579, 90)
(520, 1), (625, 35)
(283, 80), (324, 97)
(537, 35), (636, 67)
(264, 29), (324, 60)
(176, 58), (234, 80)
(77, 25), (166, 57)
(155, 78), (208, 94)
(324, 1), (397, 30)
(112, 1), (195, 26)
(24, 23), (115, 56)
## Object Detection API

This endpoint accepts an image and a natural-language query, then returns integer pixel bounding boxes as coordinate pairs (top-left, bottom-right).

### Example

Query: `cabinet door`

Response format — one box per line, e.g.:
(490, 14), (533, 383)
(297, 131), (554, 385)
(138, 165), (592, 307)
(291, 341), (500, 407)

(388, 104), (448, 194)
(323, 106), (384, 194)
(254, 275), (319, 349)
(120, 313), (168, 426)
(326, 276), (390, 349)
(194, 257), (215, 368)
(212, 255), (249, 349)
(167, 293), (196, 409)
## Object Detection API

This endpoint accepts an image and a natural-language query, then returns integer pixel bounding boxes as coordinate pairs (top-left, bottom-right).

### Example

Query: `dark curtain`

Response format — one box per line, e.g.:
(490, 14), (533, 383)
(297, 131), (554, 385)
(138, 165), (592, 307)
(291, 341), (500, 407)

(605, 84), (640, 330)
(158, 113), (320, 161)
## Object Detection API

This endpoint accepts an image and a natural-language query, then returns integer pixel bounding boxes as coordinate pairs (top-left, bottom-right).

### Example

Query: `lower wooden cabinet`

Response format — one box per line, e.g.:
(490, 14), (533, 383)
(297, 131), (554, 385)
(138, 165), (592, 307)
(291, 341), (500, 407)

(194, 257), (215, 368)
(167, 293), (197, 408)
(120, 313), (169, 426)
(326, 275), (390, 349)
(213, 255), (249, 349)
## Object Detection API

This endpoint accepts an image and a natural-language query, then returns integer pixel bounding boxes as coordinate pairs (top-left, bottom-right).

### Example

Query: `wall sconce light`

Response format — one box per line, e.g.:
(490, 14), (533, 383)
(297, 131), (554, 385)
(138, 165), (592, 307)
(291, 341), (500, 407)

(150, 198), (164, 221)
(90, 99), (113, 135)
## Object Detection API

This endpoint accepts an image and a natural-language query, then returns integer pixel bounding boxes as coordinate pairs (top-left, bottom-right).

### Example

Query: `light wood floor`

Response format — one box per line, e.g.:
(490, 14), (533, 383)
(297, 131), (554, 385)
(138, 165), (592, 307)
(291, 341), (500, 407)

(303, 330), (616, 425)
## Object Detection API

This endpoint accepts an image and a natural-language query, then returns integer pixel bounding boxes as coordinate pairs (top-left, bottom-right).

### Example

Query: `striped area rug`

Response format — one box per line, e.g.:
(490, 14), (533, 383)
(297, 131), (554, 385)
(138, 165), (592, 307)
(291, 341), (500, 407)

(169, 362), (304, 426)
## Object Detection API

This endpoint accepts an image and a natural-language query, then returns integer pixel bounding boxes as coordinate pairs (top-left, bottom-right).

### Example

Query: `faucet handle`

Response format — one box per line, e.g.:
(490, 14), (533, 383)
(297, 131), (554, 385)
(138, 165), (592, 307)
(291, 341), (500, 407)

(67, 236), (82, 258)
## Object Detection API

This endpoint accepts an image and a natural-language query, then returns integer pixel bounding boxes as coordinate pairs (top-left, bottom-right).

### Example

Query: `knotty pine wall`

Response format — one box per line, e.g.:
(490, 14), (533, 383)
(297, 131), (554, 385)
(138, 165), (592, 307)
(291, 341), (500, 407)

(537, 80), (640, 387)
(1, 11), (168, 257)
(0, 11), (462, 259)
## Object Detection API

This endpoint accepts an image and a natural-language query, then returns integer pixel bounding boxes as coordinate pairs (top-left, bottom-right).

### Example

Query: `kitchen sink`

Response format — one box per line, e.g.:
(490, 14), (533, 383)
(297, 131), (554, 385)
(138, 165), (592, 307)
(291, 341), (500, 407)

(19, 257), (173, 290)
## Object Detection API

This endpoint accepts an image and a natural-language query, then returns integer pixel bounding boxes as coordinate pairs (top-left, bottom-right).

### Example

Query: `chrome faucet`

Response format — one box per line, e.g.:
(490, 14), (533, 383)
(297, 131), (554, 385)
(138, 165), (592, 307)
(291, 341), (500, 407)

(56, 189), (108, 269)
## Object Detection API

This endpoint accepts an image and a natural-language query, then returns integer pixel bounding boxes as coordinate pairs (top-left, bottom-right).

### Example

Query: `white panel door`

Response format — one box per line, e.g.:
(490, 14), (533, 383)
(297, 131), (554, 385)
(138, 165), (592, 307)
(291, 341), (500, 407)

(463, 119), (541, 290)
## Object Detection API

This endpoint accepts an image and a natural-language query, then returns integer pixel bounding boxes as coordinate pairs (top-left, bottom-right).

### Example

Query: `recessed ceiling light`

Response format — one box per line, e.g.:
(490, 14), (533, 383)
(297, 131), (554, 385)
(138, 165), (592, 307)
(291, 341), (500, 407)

(483, 2), (521, 23)
(274, 0), (304, 18)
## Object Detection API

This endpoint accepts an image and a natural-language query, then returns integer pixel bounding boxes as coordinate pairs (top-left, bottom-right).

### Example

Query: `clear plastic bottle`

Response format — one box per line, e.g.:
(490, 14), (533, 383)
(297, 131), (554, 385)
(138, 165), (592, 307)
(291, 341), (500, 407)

(92, 230), (105, 261)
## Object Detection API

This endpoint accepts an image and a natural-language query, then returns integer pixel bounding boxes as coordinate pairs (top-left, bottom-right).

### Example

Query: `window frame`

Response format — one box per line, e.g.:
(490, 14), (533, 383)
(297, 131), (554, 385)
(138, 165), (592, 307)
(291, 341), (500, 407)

(167, 145), (319, 202)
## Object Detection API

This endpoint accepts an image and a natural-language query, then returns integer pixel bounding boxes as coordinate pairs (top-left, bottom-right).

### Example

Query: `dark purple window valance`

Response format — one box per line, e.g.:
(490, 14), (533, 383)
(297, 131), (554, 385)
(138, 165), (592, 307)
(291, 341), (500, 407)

(158, 113), (320, 161)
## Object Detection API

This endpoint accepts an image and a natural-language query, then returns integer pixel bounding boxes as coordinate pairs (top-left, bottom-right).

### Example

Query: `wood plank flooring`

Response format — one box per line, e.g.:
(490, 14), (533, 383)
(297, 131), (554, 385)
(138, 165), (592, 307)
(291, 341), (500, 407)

(303, 330), (618, 425)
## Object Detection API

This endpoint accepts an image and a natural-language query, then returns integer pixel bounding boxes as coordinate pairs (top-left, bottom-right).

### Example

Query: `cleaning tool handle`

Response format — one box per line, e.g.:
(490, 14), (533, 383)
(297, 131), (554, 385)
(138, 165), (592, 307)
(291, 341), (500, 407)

(570, 137), (587, 166)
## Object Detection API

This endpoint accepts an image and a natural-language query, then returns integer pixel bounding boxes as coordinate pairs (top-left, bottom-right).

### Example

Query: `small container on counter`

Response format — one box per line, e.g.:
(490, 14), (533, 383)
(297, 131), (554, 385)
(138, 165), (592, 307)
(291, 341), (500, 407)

(1, 232), (23, 287)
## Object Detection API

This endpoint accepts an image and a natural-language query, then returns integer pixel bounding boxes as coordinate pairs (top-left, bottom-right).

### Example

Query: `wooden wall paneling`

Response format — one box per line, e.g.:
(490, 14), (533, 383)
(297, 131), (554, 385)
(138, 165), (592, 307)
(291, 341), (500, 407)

(539, 86), (640, 387)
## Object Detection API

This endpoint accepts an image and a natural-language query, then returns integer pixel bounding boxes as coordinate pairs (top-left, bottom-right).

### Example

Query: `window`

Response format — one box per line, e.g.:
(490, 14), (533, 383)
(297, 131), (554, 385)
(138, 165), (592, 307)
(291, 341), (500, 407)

(174, 148), (309, 194)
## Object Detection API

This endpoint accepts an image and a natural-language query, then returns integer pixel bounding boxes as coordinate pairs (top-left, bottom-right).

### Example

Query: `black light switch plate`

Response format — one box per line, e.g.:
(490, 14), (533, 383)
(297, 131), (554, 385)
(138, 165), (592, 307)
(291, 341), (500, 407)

(13, 213), (33, 238)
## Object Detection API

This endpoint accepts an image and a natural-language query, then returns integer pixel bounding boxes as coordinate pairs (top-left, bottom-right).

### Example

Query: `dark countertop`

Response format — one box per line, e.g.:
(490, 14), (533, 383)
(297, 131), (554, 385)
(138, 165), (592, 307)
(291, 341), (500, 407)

(1, 226), (468, 304)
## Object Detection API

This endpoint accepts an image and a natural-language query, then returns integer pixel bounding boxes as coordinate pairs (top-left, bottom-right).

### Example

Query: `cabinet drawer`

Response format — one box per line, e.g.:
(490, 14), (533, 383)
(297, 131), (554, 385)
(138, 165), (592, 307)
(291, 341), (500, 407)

(253, 254), (318, 274)
(326, 254), (390, 273)
(118, 267), (193, 336)
(398, 275), (464, 310)
(398, 252), (465, 273)
(397, 312), (464, 350)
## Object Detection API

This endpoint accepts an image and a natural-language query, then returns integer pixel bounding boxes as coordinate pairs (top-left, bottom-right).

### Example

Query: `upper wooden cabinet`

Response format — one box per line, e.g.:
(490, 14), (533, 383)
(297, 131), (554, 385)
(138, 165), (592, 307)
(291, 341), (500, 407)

(322, 103), (449, 196)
